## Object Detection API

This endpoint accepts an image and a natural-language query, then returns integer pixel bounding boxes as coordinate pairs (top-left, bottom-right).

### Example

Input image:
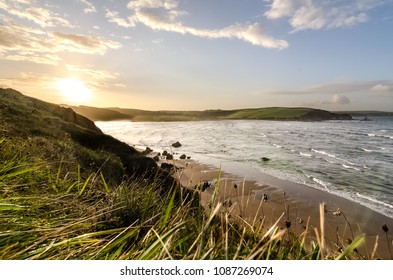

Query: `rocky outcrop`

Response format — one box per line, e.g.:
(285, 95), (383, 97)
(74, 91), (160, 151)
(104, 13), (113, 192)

(171, 141), (182, 148)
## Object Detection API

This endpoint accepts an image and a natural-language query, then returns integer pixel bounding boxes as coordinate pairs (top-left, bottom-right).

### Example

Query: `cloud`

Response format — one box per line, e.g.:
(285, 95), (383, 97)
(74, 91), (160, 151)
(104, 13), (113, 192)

(264, 0), (382, 32)
(0, 0), (72, 28)
(52, 32), (122, 55)
(332, 94), (350, 104)
(371, 83), (393, 95)
(66, 64), (118, 81)
(261, 81), (393, 96)
(107, 0), (288, 49)
(79, 0), (97, 14)
(0, 19), (122, 64)
(105, 10), (136, 28)
(65, 64), (126, 91)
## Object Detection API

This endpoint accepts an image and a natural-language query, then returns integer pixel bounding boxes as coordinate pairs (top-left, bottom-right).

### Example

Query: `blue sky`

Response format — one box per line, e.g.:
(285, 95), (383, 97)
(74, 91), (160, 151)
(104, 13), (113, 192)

(1, 0), (392, 111)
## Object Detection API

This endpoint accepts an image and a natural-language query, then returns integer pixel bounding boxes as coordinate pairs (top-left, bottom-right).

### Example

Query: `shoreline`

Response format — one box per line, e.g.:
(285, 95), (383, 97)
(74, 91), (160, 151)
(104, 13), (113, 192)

(157, 156), (393, 259)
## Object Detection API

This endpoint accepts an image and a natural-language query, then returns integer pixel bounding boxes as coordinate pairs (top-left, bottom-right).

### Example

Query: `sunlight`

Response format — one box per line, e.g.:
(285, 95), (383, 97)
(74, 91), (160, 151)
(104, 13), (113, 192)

(57, 78), (92, 104)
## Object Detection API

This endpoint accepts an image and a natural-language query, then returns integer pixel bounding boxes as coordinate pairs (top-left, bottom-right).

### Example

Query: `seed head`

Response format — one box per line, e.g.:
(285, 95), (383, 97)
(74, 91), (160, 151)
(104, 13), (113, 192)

(333, 208), (342, 216)
(285, 220), (291, 229)
(382, 223), (389, 233)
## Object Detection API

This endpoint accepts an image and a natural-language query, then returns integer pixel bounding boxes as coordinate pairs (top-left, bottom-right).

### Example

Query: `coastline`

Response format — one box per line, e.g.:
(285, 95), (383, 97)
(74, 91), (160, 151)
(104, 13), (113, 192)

(159, 156), (393, 259)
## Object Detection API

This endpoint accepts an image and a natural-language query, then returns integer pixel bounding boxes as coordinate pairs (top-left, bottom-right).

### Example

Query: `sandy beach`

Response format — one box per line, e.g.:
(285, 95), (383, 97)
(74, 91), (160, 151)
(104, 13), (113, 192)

(155, 155), (393, 259)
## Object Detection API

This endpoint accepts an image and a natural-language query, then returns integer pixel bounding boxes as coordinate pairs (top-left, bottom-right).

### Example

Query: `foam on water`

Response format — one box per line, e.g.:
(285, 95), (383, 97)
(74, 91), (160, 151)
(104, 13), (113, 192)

(96, 117), (393, 219)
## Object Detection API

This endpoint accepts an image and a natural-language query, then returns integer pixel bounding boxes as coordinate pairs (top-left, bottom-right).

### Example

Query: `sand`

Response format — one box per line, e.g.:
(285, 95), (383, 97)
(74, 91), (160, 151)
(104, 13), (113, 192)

(151, 152), (393, 259)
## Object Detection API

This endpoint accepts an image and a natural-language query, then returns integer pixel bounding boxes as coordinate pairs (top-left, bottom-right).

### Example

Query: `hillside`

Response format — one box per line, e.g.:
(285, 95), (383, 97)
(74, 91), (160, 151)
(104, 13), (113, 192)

(71, 105), (353, 122)
(0, 88), (165, 181)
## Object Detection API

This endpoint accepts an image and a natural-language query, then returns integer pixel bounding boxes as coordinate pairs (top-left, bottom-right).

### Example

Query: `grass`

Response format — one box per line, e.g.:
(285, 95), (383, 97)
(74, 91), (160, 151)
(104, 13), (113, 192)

(0, 137), (368, 260)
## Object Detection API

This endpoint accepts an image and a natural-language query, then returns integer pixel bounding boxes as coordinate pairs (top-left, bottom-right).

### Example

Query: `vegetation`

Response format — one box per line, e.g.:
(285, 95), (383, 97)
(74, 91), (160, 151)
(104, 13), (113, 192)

(0, 88), (365, 260)
(71, 105), (353, 122)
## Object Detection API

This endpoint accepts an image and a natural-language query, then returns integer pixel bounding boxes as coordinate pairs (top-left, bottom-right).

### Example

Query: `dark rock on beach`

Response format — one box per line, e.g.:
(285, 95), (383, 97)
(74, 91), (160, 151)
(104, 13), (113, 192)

(180, 154), (187, 159)
(261, 157), (270, 162)
(171, 141), (182, 148)
(166, 154), (174, 160)
(142, 147), (153, 155)
(153, 155), (160, 162)
(161, 162), (175, 172)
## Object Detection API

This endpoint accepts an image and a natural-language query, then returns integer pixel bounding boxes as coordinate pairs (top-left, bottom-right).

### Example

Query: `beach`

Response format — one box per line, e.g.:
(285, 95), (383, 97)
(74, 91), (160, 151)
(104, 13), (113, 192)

(160, 156), (393, 259)
(95, 119), (393, 259)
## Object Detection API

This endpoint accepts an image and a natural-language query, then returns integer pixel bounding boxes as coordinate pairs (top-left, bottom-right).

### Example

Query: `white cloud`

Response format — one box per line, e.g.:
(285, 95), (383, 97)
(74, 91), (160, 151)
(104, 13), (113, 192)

(0, 20), (122, 64)
(1, 52), (60, 65)
(259, 80), (393, 97)
(66, 64), (118, 81)
(106, 10), (136, 28)
(79, 0), (97, 14)
(332, 94), (350, 104)
(0, 0), (72, 28)
(371, 83), (393, 94)
(106, 0), (288, 49)
(127, 0), (179, 10)
(52, 32), (122, 55)
(265, 0), (382, 32)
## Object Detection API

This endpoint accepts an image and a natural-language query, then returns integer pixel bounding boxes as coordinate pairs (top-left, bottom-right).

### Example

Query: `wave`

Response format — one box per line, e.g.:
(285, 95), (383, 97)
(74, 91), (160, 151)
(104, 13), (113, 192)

(312, 177), (332, 192)
(273, 144), (282, 148)
(342, 164), (360, 171)
(311, 149), (337, 159)
(300, 152), (312, 157)
(356, 193), (393, 209)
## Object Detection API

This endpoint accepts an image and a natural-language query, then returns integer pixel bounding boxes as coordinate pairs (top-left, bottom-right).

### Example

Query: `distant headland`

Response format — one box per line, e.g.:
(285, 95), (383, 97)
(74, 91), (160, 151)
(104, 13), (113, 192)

(70, 105), (353, 122)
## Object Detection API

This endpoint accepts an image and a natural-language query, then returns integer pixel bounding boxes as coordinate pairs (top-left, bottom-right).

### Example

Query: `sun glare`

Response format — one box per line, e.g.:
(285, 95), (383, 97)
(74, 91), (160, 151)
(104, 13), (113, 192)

(57, 78), (92, 104)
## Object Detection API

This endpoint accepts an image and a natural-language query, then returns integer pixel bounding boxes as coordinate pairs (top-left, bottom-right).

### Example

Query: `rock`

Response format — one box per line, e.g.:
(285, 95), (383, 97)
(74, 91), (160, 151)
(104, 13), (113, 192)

(153, 155), (160, 162)
(166, 154), (174, 160)
(179, 154), (186, 159)
(162, 150), (168, 156)
(161, 162), (174, 171)
(171, 141), (182, 148)
(261, 157), (270, 162)
(187, 156), (191, 159)
(142, 147), (153, 155)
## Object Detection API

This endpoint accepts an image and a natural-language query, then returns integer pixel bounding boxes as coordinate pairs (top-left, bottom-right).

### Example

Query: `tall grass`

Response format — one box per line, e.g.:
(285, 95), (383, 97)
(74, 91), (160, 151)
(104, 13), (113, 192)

(0, 137), (368, 260)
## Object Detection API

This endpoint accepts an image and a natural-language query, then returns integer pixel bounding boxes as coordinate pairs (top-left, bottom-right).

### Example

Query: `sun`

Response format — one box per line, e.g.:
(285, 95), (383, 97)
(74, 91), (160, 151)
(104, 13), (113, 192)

(57, 78), (92, 104)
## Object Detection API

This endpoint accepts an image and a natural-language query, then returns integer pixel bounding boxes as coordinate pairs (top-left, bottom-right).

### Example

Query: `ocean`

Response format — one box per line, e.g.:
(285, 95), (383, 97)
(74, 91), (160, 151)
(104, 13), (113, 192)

(96, 117), (393, 219)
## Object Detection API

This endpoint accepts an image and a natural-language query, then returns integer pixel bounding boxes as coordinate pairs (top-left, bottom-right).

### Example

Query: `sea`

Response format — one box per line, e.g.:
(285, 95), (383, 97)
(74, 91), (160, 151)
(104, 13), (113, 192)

(96, 117), (393, 219)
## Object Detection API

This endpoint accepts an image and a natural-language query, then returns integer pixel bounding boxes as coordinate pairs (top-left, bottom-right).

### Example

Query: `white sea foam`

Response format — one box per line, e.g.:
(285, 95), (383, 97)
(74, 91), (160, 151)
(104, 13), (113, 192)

(312, 178), (332, 192)
(311, 149), (337, 159)
(300, 152), (312, 157)
(342, 164), (360, 171)
(356, 193), (393, 209)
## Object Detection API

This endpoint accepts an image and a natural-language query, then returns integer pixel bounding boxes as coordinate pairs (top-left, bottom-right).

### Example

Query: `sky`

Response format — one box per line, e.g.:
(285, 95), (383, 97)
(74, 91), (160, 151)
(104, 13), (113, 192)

(0, 0), (393, 111)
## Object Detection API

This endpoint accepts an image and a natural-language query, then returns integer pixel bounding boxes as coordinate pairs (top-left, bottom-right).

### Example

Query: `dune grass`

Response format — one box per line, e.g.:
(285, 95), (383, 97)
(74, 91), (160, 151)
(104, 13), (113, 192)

(0, 136), (366, 260)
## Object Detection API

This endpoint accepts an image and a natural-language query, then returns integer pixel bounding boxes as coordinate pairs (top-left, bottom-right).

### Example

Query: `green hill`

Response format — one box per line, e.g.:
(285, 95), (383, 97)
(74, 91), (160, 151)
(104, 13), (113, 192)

(0, 88), (164, 180)
(71, 105), (352, 122)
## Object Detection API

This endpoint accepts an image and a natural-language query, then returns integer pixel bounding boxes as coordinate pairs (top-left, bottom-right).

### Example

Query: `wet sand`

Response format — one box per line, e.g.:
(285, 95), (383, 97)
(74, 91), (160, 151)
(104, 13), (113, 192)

(139, 144), (393, 259)
(157, 155), (393, 259)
